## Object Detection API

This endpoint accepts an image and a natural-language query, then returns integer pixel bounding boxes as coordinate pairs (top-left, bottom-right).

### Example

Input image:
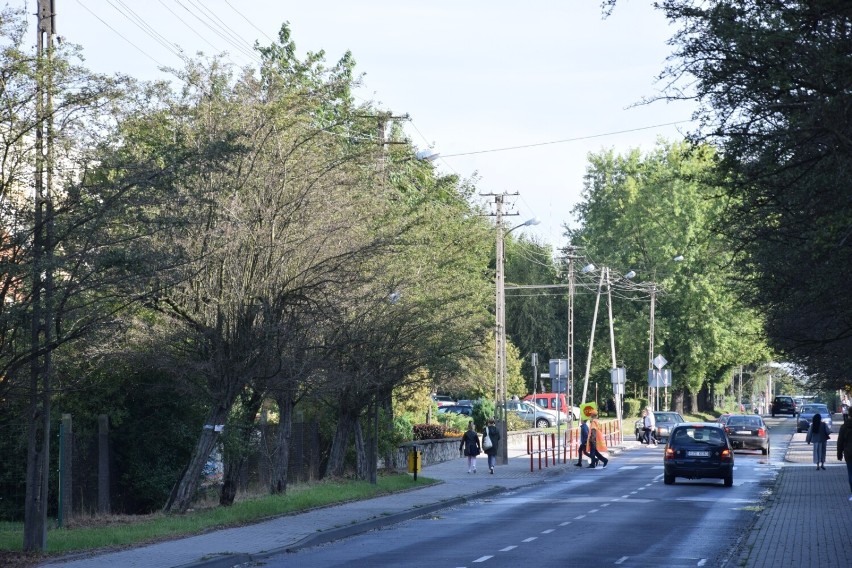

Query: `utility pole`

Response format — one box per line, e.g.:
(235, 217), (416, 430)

(24, 0), (56, 552)
(564, 247), (580, 419)
(481, 192), (518, 466)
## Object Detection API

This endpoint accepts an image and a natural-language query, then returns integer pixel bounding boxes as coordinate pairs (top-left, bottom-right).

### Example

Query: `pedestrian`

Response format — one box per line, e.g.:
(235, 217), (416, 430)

(842, 398), (849, 422)
(459, 420), (481, 473)
(805, 413), (831, 470)
(482, 418), (501, 474)
(575, 417), (591, 466)
(837, 414), (852, 501)
(642, 407), (657, 446)
(586, 412), (609, 469)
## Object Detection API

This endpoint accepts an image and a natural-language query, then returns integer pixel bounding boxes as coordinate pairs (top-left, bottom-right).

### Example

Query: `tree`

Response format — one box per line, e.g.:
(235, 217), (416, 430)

(569, 140), (770, 412)
(627, 0), (852, 389)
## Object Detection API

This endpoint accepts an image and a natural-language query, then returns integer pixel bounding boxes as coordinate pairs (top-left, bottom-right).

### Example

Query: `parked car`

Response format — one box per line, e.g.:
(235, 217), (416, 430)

(523, 393), (581, 421)
(437, 404), (473, 416)
(633, 411), (685, 443)
(498, 400), (566, 428)
(724, 414), (770, 454)
(796, 404), (833, 434)
(771, 395), (797, 417)
(664, 423), (734, 487)
(716, 413), (733, 425)
(431, 394), (456, 407)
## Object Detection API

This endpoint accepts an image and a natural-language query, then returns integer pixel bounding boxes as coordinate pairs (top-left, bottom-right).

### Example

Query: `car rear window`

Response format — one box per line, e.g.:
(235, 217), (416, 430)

(727, 416), (761, 427)
(673, 426), (726, 445)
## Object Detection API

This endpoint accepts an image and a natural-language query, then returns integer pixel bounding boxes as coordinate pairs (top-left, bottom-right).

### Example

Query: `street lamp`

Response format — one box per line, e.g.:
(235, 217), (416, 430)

(496, 213), (539, 465)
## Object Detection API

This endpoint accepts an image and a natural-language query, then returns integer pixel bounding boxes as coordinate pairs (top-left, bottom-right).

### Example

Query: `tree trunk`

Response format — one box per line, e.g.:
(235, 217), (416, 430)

(354, 418), (368, 480)
(219, 389), (264, 506)
(163, 404), (230, 514)
(324, 410), (357, 478)
(269, 392), (294, 495)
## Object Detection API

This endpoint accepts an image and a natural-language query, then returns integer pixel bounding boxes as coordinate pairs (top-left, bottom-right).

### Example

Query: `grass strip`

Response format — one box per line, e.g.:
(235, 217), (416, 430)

(0, 474), (437, 554)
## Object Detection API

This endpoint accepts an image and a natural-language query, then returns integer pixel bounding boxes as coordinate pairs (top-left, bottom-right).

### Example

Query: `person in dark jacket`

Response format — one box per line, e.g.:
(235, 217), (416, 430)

(482, 418), (501, 474)
(575, 418), (591, 466)
(806, 413), (831, 470)
(460, 420), (481, 473)
(837, 415), (852, 500)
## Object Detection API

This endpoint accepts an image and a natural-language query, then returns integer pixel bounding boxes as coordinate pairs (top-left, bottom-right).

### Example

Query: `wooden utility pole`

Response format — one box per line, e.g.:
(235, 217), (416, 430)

(23, 0), (56, 551)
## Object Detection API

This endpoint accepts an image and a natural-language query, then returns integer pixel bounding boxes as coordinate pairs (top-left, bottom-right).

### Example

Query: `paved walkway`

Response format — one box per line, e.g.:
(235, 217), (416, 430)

(37, 423), (852, 568)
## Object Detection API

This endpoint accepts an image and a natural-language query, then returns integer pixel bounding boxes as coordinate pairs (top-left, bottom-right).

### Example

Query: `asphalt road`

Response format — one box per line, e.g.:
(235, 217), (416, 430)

(258, 436), (783, 568)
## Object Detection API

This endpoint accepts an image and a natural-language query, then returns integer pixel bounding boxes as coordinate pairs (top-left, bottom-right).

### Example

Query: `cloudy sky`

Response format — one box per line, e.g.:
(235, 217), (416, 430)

(39, 1), (695, 246)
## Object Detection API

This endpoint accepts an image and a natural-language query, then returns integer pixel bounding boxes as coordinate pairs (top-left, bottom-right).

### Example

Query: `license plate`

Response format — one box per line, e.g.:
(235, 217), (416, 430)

(687, 451), (710, 457)
(737, 430), (751, 434)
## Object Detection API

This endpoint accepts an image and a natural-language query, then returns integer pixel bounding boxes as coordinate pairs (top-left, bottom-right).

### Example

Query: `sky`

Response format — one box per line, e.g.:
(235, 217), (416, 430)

(35, 1), (696, 247)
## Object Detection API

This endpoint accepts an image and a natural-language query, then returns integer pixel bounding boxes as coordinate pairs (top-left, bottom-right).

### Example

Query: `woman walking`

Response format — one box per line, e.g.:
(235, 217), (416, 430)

(482, 418), (501, 474)
(806, 413), (831, 470)
(460, 420), (481, 473)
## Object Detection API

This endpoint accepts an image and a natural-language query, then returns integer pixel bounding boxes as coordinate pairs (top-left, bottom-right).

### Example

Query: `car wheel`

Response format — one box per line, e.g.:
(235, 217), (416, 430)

(664, 472), (675, 485)
(636, 430), (642, 442)
(535, 418), (550, 428)
(763, 444), (769, 455)
(724, 474), (733, 487)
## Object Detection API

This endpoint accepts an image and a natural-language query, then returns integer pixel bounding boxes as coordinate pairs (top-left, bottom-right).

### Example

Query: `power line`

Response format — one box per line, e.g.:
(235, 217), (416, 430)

(75, 0), (168, 67)
(440, 121), (689, 158)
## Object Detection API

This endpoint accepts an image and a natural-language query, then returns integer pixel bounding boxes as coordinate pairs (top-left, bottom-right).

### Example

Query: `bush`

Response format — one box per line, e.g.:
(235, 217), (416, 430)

(413, 423), (447, 440)
(624, 398), (645, 418)
(472, 399), (495, 430)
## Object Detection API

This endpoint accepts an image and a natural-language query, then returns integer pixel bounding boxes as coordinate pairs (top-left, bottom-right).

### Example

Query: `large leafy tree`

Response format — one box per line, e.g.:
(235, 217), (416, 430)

(610, 0), (852, 389)
(569, 140), (770, 412)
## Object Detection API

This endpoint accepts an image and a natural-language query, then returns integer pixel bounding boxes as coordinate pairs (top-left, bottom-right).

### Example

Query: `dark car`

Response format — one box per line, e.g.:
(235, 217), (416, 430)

(634, 411), (685, 443)
(771, 396), (797, 417)
(796, 404), (833, 434)
(664, 423), (734, 487)
(724, 414), (770, 454)
(437, 404), (473, 416)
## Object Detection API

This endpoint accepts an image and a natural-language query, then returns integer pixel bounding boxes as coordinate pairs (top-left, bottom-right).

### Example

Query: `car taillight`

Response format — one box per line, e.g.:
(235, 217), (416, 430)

(664, 448), (675, 460)
(720, 448), (732, 462)
(758, 428), (766, 437)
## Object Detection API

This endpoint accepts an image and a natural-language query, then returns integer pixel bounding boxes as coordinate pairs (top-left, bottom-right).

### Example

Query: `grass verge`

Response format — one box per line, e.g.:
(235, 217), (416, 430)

(0, 474), (437, 562)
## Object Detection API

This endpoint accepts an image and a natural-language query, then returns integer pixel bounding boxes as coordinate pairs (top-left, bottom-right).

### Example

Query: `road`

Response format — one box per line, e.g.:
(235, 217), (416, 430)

(258, 418), (793, 568)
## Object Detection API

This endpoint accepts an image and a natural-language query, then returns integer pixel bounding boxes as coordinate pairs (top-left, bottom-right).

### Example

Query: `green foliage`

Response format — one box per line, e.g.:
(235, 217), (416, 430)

(472, 399), (495, 430)
(570, 140), (770, 409)
(624, 398), (645, 418)
(650, 1), (852, 389)
(506, 413), (529, 431)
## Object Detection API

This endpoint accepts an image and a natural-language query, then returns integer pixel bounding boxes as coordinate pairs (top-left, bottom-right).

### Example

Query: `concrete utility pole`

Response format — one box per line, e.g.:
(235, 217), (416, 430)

(24, 0), (56, 552)
(481, 192), (519, 466)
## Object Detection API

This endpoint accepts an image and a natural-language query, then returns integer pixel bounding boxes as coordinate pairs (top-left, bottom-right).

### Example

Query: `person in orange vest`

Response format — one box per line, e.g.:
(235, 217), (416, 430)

(586, 411), (609, 469)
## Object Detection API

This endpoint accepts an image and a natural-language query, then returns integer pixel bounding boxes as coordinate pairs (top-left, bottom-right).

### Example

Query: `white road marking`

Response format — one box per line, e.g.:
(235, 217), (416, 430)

(697, 559), (707, 566)
(522, 537), (538, 542)
(615, 556), (629, 564)
(574, 515), (586, 520)
(542, 529), (555, 534)
(559, 521), (571, 526)
(473, 556), (493, 563)
(619, 465), (639, 469)
(589, 509), (600, 513)
(500, 546), (517, 552)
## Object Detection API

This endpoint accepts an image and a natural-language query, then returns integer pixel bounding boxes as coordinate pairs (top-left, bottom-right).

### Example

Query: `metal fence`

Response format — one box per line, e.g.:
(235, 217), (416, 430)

(0, 417), (321, 522)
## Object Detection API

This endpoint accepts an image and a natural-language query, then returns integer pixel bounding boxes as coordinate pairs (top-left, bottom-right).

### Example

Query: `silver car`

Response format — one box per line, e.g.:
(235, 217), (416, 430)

(498, 401), (567, 428)
(796, 404), (833, 434)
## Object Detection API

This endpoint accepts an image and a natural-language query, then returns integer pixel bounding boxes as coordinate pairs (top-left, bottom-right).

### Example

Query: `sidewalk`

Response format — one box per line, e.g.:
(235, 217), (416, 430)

(37, 430), (852, 568)
(727, 428), (852, 568)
